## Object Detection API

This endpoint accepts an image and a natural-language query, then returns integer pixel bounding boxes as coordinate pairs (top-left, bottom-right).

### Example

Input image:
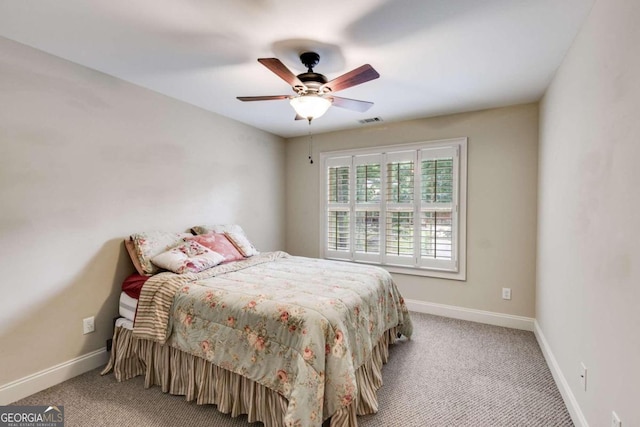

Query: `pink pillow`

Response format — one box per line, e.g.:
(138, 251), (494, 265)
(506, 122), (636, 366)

(186, 233), (244, 262)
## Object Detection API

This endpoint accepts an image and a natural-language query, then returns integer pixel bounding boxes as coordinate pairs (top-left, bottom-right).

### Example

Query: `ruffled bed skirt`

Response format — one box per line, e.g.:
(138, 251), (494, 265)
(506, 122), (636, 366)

(101, 326), (398, 427)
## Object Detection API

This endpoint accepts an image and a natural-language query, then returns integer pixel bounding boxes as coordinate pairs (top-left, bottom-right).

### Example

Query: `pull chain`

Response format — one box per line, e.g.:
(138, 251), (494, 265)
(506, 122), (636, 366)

(307, 119), (314, 164)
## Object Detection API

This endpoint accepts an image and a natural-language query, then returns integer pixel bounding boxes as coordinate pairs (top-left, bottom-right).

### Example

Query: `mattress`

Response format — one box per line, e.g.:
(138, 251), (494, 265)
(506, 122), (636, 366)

(118, 291), (138, 322)
(115, 317), (133, 330)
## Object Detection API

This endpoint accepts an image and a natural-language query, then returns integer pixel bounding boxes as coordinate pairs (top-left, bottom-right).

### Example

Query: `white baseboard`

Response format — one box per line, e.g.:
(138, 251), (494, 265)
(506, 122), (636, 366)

(0, 347), (108, 405)
(534, 321), (588, 427)
(405, 298), (535, 331)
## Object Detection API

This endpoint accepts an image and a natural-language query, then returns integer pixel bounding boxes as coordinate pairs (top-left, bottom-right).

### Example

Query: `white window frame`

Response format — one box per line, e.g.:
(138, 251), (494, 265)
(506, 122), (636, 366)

(320, 137), (467, 281)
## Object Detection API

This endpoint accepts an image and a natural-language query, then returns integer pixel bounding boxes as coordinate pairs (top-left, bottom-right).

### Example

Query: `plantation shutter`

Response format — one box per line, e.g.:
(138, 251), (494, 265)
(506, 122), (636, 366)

(325, 157), (351, 259)
(354, 154), (382, 262)
(419, 146), (458, 270)
(321, 137), (466, 279)
(384, 151), (416, 267)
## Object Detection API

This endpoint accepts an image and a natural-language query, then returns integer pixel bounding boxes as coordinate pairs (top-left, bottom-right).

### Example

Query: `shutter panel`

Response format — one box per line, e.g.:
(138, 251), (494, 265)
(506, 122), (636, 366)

(421, 210), (452, 259)
(327, 210), (350, 251)
(325, 158), (351, 259)
(328, 164), (350, 204)
(355, 211), (380, 254)
(354, 155), (382, 262)
(385, 211), (414, 256)
(384, 151), (416, 266)
(419, 147), (458, 270)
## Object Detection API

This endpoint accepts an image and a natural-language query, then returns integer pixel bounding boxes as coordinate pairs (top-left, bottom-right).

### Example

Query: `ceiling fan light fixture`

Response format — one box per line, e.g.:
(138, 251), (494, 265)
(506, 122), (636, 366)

(238, 54), (379, 122)
(290, 95), (332, 120)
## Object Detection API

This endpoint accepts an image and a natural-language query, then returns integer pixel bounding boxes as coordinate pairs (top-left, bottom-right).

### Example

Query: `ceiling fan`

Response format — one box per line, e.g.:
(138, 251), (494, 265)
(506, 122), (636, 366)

(237, 52), (380, 122)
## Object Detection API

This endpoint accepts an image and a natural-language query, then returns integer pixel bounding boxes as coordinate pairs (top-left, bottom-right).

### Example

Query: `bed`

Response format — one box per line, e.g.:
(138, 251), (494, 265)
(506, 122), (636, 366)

(101, 227), (413, 427)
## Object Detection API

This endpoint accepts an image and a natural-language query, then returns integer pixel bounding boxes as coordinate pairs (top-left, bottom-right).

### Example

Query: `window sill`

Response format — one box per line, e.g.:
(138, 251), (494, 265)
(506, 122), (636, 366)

(384, 265), (466, 281)
(324, 257), (466, 281)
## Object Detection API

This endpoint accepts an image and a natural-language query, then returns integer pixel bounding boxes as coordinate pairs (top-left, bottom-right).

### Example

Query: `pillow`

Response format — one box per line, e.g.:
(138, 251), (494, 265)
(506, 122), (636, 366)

(151, 241), (225, 274)
(191, 224), (259, 256)
(124, 238), (147, 276)
(186, 232), (244, 262)
(191, 224), (246, 236)
(225, 231), (259, 257)
(130, 231), (193, 275)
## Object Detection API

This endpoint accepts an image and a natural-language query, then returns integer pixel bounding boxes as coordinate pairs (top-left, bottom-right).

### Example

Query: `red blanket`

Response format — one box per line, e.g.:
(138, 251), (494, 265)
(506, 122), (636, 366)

(122, 273), (150, 300)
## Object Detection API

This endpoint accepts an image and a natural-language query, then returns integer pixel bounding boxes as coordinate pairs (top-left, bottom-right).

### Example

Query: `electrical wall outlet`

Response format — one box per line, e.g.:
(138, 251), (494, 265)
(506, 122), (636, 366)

(611, 411), (621, 427)
(83, 316), (95, 335)
(579, 362), (587, 391)
(501, 288), (511, 300)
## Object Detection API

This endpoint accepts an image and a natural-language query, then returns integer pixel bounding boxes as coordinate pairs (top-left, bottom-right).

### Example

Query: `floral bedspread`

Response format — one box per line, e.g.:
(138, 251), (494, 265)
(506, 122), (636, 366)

(134, 252), (412, 427)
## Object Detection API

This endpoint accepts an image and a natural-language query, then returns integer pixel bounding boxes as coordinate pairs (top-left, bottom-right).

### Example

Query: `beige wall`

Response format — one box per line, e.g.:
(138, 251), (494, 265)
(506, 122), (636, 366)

(537, 0), (640, 424)
(0, 37), (285, 386)
(285, 104), (538, 318)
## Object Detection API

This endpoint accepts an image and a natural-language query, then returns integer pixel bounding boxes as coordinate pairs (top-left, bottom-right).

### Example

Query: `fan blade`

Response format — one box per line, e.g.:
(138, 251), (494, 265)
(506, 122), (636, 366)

(258, 58), (305, 88)
(237, 95), (291, 101)
(330, 96), (374, 112)
(295, 114), (306, 120)
(321, 64), (380, 93)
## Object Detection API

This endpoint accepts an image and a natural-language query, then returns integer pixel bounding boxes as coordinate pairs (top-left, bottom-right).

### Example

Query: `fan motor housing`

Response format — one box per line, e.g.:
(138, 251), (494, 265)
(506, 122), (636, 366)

(298, 72), (327, 84)
(294, 73), (327, 95)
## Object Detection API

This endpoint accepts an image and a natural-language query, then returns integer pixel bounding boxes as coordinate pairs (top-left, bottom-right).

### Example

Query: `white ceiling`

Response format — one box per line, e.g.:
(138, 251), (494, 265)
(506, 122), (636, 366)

(0, 0), (594, 138)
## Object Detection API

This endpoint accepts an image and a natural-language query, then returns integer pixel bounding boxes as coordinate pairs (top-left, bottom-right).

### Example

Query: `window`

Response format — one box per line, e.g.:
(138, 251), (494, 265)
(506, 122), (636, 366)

(321, 138), (467, 280)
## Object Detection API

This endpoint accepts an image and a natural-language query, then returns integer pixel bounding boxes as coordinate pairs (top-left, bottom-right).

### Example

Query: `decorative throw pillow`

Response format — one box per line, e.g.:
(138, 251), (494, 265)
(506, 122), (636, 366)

(124, 238), (147, 276)
(185, 232), (244, 262)
(151, 241), (224, 274)
(130, 231), (193, 275)
(225, 231), (259, 257)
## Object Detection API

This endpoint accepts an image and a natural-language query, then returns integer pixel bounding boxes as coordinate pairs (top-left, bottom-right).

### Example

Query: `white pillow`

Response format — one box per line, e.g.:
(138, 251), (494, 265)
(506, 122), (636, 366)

(225, 231), (259, 257)
(151, 241), (224, 274)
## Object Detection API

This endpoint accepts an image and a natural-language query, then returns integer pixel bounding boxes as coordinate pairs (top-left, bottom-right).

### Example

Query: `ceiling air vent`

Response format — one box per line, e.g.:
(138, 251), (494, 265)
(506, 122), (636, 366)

(358, 117), (383, 124)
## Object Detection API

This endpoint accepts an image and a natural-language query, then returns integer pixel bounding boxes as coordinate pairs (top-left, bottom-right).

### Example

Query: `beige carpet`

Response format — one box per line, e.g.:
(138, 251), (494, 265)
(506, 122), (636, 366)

(12, 312), (573, 426)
